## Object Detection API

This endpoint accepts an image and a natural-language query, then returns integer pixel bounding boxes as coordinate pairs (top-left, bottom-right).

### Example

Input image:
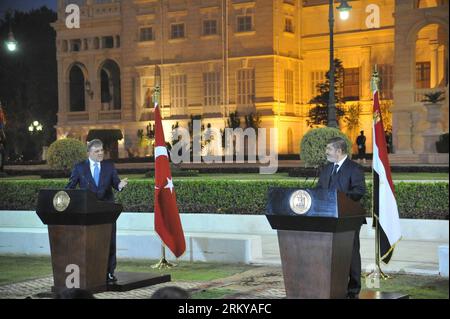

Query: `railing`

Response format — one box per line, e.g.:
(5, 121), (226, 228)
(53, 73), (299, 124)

(67, 111), (89, 122)
(59, 0), (121, 20)
(98, 110), (121, 121)
(92, 2), (121, 18)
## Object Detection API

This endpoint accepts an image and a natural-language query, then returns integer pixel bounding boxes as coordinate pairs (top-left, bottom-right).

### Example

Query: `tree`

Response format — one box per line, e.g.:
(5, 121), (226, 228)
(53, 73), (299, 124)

(307, 59), (345, 127)
(343, 102), (363, 153)
(0, 7), (57, 161)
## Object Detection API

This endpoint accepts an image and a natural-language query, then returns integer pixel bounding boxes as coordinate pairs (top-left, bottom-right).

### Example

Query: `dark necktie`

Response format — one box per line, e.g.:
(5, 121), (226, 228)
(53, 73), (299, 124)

(332, 164), (339, 175)
(328, 164), (339, 188)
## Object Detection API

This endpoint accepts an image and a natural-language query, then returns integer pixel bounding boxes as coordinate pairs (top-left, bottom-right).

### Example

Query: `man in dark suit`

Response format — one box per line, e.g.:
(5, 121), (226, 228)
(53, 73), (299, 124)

(317, 137), (366, 299)
(66, 139), (128, 284)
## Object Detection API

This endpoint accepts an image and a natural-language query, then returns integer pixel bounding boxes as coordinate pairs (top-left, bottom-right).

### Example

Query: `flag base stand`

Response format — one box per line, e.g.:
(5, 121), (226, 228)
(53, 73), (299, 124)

(151, 246), (177, 269)
(151, 257), (176, 269)
(366, 267), (391, 281)
(360, 290), (409, 299)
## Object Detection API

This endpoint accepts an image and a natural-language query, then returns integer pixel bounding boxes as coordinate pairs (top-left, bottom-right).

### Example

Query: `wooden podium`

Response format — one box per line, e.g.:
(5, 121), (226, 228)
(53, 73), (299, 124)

(266, 188), (366, 299)
(36, 189), (170, 294)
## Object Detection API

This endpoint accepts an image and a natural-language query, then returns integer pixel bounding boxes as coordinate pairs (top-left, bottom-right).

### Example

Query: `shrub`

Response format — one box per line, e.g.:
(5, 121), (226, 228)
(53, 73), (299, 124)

(0, 179), (447, 220)
(300, 127), (352, 167)
(46, 138), (86, 171)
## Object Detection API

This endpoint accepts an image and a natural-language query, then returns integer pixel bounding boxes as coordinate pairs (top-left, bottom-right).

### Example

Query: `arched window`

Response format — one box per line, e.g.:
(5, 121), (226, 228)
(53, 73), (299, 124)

(415, 24), (447, 90)
(416, 0), (445, 8)
(69, 65), (86, 111)
(99, 59), (121, 110)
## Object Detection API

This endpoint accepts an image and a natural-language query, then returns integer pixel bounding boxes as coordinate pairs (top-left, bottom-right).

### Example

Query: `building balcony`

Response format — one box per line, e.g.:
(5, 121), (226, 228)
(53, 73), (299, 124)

(98, 110), (121, 122)
(58, 0), (121, 22)
(67, 111), (89, 122)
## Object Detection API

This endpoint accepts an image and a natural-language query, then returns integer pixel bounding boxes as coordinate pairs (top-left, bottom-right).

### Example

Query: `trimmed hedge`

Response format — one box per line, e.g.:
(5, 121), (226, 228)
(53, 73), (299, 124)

(300, 127), (352, 167)
(47, 138), (87, 171)
(0, 180), (447, 219)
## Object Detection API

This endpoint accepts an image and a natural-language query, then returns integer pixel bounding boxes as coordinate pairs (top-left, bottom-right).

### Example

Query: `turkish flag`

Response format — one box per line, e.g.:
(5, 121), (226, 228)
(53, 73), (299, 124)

(154, 101), (186, 258)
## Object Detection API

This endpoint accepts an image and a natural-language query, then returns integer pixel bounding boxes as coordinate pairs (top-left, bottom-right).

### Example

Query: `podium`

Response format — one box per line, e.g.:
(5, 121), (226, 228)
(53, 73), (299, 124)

(36, 189), (122, 293)
(266, 188), (366, 299)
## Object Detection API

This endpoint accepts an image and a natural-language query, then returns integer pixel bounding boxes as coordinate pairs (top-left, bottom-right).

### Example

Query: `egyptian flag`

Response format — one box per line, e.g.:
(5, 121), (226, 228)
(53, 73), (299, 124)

(153, 100), (186, 258)
(372, 89), (402, 264)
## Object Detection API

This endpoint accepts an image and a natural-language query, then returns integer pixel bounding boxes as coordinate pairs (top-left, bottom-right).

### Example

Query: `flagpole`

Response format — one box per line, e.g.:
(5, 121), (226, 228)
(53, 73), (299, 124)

(367, 66), (390, 282)
(151, 245), (176, 269)
(150, 64), (178, 270)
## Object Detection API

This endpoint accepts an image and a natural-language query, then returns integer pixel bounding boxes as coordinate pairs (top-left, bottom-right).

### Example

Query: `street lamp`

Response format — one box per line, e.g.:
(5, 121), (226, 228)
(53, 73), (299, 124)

(328, 0), (352, 128)
(6, 30), (17, 52)
(28, 121), (43, 133)
(2, 9), (18, 52)
(337, 1), (352, 21)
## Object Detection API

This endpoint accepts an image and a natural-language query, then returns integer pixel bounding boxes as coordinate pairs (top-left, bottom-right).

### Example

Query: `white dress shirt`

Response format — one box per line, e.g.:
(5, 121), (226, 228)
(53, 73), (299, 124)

(88, 158), (101, 179)
(334, 155), (348, 173)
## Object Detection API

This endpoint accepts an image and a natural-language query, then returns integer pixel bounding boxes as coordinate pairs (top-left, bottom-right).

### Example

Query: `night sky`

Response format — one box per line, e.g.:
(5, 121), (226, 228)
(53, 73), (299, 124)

(0, 0), (57, 15)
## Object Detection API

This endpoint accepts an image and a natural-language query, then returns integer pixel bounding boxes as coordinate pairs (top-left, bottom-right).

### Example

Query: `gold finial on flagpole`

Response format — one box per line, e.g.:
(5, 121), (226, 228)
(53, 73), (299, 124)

(370, 64), (380, 92)
(152, 65), (161, 107)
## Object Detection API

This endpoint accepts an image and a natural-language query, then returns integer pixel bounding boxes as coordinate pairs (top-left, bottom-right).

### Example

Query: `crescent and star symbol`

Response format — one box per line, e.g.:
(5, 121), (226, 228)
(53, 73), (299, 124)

(154, 146), (174, 193)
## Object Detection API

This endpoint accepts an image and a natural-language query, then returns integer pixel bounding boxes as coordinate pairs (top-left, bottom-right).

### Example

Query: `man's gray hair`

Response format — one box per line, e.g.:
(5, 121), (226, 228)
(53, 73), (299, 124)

(327, 137), (348, 154)
(87, 139), (103, 152)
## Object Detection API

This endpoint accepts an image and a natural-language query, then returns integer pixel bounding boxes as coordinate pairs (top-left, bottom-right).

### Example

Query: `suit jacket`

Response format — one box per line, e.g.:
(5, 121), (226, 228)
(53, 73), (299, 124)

(317, 157), (366, 202)
(66, 159), (121, 202)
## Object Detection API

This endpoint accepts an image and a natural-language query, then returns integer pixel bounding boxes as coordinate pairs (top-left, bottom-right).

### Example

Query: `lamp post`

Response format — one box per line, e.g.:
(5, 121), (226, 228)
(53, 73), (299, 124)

(2, 9), (18, 52)
(28, 120), (43, 133)
(328, 0), (352, 128)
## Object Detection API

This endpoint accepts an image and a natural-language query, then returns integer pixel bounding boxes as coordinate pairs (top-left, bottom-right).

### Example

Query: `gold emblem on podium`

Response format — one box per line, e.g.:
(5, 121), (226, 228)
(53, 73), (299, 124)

(53, 191), (70, 212)
(289, 190), (312, 215)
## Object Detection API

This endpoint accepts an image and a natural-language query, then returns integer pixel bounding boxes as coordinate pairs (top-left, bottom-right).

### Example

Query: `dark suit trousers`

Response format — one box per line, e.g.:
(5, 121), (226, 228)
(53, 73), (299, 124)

(348, 226), (362, 294)
(108, 222), (117, 274)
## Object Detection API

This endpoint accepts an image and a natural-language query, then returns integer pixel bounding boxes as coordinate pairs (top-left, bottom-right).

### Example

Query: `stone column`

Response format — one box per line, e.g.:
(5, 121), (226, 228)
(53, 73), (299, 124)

(361, 46), (372, 101)
(422, 102), (444, 152)
(411, 105), (426, 153)
(88, 57), (99, 122)
(392, 110), (412, 154)
(430, 41), (440, 88)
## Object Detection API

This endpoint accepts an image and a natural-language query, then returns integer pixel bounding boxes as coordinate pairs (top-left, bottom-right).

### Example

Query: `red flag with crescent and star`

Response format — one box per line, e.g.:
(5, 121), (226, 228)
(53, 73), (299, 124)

(153, 100), (186, 258)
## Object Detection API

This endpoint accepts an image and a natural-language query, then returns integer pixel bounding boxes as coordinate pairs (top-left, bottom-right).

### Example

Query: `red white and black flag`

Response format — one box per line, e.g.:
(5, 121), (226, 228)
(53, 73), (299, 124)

(153, 89), (186, 258)
(372, 80), (401, 264)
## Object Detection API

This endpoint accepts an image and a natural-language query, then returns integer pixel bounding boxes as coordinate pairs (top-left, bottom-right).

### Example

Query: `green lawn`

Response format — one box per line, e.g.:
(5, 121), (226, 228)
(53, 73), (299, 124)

(362, 273), (449, 299)
(1, 255), (448, 299)
(0, 255), (254, 286)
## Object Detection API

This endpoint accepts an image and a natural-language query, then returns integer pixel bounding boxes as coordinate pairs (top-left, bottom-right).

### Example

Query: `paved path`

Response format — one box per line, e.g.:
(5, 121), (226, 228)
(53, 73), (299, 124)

(0, 267), (286, 299)
(254, 235), (447, 276)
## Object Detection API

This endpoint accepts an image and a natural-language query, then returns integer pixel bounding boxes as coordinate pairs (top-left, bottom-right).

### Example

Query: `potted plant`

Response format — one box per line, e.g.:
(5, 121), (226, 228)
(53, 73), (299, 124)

(421, 90), (446, 153)
(422, 90), (445, 104)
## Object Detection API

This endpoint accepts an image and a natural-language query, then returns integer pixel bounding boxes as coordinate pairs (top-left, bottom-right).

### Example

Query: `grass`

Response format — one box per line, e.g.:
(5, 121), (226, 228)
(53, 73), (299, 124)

(2, 172), (448, 181)
(0, 255), (448, 299)
(0, 255), (53, 285)
(0, 255), (254, 286)
(115, 259), (255, 282)
(362, 273), (449, 299)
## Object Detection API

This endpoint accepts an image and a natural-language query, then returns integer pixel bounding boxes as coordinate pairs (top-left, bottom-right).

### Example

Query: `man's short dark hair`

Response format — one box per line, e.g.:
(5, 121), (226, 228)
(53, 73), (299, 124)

(56, 288), (96, 299)
(150, 286), (191, 299)
(87, 139), (103, 152)
(327, 137), (348, 154)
